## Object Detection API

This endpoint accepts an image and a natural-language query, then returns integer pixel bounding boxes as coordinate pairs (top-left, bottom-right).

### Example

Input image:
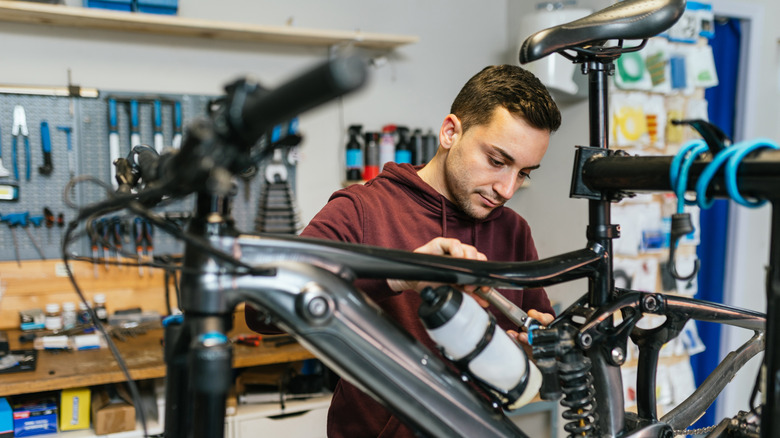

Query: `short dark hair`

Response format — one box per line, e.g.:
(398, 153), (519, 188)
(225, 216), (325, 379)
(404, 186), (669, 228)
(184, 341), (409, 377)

(450, 65), (561, 134)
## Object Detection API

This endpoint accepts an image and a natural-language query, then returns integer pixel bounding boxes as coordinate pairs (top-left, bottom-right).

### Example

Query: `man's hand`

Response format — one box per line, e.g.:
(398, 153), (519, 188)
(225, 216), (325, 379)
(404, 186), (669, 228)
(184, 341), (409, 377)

(387, 237), (489, 306)
(509, 309), (555, 358)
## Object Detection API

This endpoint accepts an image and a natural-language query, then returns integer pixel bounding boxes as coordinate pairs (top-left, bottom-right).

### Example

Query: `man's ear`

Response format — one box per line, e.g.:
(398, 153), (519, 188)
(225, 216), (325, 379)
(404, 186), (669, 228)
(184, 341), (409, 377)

(439, 114), (462, 150)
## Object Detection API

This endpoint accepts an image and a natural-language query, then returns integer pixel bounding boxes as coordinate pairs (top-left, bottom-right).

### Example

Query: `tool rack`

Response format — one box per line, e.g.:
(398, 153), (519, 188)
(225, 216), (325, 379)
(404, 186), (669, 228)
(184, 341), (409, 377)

(0, 89), (298, 263)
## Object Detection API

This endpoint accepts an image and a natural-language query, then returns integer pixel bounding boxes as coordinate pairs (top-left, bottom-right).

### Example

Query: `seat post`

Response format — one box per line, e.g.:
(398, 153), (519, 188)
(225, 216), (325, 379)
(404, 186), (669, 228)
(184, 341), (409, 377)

(585, 60), (617, 308)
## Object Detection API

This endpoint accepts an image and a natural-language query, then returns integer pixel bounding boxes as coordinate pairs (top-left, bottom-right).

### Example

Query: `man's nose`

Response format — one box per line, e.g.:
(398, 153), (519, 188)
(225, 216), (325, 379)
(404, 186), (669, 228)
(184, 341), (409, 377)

(493, 173), (517, 201)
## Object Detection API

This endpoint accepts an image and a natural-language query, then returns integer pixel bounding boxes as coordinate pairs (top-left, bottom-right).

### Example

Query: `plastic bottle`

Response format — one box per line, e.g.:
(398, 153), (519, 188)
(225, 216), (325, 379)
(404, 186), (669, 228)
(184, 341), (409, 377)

(78, 300), (91, 325)
(346, 125), (364, 181)
(362, 132), (380, 181)
(379, 124), (397, 170)
(62, 302), (78, 329)
(394, 126), (412, 165)
(93, 293), (108, 324)
(44, 303), (63, 331)
(410, 129), (424, 165)
(418, 286), (542, 409)
(423, 129), (438, 163)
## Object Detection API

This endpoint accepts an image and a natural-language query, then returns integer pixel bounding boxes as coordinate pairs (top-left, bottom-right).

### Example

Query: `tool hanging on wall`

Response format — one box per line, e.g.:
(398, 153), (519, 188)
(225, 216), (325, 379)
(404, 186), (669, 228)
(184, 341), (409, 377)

(38, 121), (53, 176)
(172, 101), (182, 149)
(89, 219), (99, 278)
(111, 216), (124, 269)
(133, 217), (154, 277)
(43, 207), (55, 243)
(0, 127), (10, 178)
(1, 212), (45, 263)
(153, 100), (164, 153)
(254, 120), (303, 234)
(108, 99), (120, 189)
(56, 126), (75, 180)
(130, 100), (141, 148)
(12, 105), (31, 181)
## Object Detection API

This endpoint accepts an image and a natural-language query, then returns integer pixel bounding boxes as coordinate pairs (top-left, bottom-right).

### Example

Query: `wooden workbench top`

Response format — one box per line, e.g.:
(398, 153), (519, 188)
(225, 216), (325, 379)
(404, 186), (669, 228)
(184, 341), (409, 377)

(0, 328), (315, 397)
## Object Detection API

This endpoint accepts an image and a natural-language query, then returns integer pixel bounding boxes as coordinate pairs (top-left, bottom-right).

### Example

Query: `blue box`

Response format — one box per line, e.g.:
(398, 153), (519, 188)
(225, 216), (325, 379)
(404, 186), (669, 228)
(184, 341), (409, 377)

(83, 0), (134, 11)
(12, 398), (57, 437)
(0, 398), (12, 438)
(137, 0), (178, 15)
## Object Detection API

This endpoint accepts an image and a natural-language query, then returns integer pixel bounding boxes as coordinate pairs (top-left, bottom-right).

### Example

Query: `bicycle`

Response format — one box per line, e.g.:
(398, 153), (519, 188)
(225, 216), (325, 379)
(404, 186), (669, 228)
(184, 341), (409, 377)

(62, 0), (777, 437)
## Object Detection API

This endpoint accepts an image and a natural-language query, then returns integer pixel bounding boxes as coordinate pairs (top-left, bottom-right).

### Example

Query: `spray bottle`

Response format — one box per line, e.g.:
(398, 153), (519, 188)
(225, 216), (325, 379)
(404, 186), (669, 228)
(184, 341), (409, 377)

(379, 124), (397, 170)
(346, 125), (363, 181)
(394, 126), (412, 165)
(411, 128), (424, 165)
(423, 129), (438, 163)
(418, 285), (542, 410)
(362, 132), (380, 181)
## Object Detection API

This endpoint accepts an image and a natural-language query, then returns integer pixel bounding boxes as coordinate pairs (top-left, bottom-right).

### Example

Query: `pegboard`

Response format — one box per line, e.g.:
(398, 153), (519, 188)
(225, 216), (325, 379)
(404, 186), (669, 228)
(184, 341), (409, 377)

(0, 90), (298, 263)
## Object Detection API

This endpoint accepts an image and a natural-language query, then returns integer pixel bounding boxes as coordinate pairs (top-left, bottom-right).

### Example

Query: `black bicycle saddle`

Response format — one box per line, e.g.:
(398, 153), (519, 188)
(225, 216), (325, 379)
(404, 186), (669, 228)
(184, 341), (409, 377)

(520, 0), (687, 64)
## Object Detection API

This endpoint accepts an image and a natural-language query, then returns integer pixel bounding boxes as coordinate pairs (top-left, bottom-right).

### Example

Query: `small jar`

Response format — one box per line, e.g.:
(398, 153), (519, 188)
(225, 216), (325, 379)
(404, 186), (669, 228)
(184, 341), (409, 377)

(62, 302), (77, 329)
(78, 301), (91, 325)
(93, 293), (108, 323)
(44, 303), (63, 331)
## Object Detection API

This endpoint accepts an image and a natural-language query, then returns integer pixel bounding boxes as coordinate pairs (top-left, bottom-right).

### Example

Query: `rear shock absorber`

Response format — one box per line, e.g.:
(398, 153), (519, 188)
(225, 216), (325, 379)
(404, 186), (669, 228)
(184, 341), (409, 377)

(559, 350), (597, 437)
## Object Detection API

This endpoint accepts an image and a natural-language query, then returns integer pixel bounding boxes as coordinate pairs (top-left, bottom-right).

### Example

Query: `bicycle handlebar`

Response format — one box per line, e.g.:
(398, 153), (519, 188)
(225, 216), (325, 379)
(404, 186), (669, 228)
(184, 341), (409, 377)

(127, 55), (367, 197)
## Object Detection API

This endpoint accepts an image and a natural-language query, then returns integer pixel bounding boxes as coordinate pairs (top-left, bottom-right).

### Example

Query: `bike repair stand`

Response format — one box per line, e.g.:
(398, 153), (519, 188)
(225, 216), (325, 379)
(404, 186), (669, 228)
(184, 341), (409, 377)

(163, 192), (241, 438)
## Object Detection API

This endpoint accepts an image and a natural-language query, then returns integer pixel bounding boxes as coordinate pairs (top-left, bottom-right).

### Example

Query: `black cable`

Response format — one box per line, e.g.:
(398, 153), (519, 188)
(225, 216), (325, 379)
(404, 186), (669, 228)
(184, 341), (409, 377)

(61, 219), (150, 438)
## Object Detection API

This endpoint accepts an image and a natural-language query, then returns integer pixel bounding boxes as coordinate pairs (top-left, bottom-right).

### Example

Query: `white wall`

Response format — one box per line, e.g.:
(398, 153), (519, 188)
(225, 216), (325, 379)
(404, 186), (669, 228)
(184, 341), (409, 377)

(2, 0), (511, 227)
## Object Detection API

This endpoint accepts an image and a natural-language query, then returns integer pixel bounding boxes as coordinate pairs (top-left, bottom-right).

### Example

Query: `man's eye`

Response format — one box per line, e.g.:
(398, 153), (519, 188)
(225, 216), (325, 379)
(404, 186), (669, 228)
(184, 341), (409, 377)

(489, 157), (504, 167)
(519, 171), (532, 180)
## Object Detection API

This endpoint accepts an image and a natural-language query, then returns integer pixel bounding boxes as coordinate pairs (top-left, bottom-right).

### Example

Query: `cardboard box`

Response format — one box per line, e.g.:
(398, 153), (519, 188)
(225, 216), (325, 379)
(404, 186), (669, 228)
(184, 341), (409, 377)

(0, 398), (12, 438)
(59, 388), (90, 431)
(12, 397), (58, 437)
(91, 385), (136, 435)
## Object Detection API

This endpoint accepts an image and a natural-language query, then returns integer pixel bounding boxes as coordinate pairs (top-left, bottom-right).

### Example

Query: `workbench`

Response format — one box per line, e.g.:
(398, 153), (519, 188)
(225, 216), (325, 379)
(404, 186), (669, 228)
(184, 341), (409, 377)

(0, 328), (315, 398)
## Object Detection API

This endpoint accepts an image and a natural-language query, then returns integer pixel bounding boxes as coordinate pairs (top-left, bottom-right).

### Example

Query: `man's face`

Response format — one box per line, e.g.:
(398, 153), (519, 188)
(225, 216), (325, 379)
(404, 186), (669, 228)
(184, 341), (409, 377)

(442, 107), (550, 220)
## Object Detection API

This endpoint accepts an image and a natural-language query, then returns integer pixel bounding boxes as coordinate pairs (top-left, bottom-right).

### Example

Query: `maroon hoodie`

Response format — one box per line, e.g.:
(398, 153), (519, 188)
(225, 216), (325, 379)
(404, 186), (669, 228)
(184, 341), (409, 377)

(300, 162), (553, 438)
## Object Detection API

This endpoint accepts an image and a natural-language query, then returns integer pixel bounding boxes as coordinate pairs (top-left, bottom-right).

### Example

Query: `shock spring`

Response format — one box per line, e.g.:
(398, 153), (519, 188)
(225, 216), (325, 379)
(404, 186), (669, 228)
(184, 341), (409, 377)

(559, 351), (598, 437)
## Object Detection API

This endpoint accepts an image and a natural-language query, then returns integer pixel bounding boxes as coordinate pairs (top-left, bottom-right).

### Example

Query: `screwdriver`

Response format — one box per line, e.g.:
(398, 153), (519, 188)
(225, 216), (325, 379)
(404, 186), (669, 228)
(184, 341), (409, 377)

(43, 207), (55, 243)
(474, 287), (544, 334)
(111, 216), (124, 270)
(98, 218), (111, 271)
(144, 219), (154, 276)
(89, 220), (99, 277)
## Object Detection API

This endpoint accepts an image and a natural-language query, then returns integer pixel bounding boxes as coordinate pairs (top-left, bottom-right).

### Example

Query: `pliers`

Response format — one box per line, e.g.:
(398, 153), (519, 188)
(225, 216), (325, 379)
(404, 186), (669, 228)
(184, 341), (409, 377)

(12, 105), (31, 181)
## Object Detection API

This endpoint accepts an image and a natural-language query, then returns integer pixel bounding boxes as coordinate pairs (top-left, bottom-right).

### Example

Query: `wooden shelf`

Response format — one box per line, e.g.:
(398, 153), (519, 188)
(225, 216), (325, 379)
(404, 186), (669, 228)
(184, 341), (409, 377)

(0, 1), (418, 50)
(0, 328), (315, 397)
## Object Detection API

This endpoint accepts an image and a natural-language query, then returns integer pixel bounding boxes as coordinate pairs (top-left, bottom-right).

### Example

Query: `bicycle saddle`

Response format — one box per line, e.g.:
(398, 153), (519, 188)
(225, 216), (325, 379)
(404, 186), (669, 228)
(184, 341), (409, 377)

(520, 0), (686, 63)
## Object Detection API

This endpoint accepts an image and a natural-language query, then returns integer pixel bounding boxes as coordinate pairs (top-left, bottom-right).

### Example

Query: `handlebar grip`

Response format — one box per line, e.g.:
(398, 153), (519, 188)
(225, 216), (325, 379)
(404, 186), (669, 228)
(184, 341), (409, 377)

(134, 146), (162, 183)
(227, 55), (368, 147)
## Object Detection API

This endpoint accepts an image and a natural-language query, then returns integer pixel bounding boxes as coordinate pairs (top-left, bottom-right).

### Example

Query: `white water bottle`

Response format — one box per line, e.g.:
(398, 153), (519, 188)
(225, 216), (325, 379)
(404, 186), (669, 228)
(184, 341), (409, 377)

(418, 286), (541, 409)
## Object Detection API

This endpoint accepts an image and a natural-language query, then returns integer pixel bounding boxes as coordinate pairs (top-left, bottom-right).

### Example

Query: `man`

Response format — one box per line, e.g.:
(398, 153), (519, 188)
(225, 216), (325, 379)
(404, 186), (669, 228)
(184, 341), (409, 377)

(252, 64), (561, 437)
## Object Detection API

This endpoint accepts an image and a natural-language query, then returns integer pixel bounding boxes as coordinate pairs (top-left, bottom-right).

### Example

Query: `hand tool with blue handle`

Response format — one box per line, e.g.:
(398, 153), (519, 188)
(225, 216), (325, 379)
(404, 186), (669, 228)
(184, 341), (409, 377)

(130, 100), (141, 148)
(12, 105), (31, 181)
(111, 216), (124, 269)
(172, 101), (182, 149)
(1, 211), (45, 262)
(57, 126), (75, 179)
(38, 121), (53, 176)
(108, 99), (120, 189)
(153, 100), (164, 153)
(0, 127), (9, 178)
